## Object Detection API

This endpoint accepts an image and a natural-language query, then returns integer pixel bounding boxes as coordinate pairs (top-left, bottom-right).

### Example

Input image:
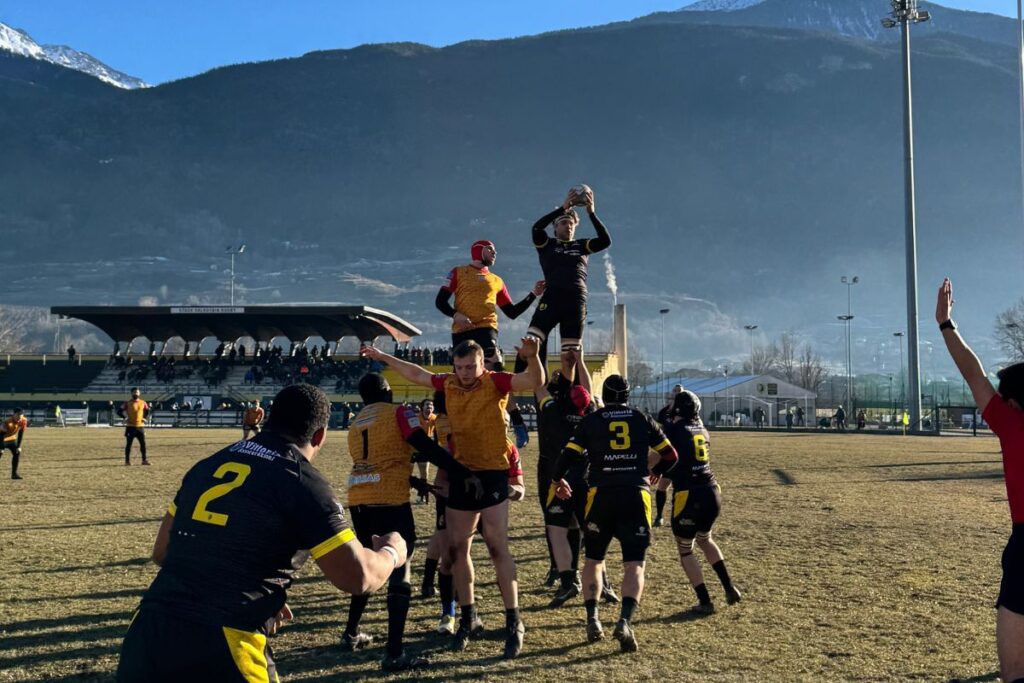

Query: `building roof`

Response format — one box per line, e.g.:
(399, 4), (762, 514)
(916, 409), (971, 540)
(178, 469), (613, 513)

(638, 374), (816, 399)
(50, 305), (421, 344)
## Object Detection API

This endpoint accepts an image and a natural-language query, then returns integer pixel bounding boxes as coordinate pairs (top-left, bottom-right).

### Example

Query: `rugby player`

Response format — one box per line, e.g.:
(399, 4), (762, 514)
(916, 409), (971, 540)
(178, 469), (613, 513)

(116, 385), (408, 682)
(654, 384), (685, 527)
(435, 239), (545, 363)
(1, 407), (28, 480)
(662, 390), (741, 614)
(552, 375), (677, 652)
(341, 373), (481, 671)
(412, 398), (438, 505)
(516, 186), (611, 371)
(117, 388), (150, 465)
(936, 277), (1024, 683)
(242, 401), (265, 440)
(361, 337), (543, 659)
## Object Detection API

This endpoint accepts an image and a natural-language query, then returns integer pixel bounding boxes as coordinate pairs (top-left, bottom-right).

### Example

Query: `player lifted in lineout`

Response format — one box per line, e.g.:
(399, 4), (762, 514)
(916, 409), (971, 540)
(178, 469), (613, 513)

(552, 375), (677, 652)
(516, 185), (611, 372)
(436, 239), (545, 365)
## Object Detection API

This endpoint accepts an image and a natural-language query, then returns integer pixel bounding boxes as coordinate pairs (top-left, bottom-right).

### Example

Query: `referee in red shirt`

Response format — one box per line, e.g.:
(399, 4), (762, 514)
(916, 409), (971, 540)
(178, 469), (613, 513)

(937, 277), (1024, 682)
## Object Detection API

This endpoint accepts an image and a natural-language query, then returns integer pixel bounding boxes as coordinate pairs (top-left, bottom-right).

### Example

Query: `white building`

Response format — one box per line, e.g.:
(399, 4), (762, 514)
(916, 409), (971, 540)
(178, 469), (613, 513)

(636, 374), (817, 427)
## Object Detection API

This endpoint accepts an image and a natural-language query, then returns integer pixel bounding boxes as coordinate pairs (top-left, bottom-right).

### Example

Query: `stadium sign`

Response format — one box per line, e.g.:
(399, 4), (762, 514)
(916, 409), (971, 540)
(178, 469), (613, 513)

(170, 307), (245, 314)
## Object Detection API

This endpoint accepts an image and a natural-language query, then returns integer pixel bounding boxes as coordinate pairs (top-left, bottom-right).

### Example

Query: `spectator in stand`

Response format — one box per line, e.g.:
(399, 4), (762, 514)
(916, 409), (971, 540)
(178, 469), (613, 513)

(238, 344), (246, 363)
(67, 344), (77, 363)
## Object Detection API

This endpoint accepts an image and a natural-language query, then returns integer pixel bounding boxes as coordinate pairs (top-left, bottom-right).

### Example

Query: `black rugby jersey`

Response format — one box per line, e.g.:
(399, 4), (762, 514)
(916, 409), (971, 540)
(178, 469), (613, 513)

(531, 207), (611, 293)
(560, 404), (672, 488)
(140, 432), (352, 631)
(663, 421), (717, 490)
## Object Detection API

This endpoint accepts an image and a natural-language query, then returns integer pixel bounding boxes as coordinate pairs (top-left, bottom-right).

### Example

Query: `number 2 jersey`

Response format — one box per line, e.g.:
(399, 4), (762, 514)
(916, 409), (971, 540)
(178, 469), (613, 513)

(140, 432), (352, 632)
(561, 405), (675, 489)
(662, 421), (717, 490)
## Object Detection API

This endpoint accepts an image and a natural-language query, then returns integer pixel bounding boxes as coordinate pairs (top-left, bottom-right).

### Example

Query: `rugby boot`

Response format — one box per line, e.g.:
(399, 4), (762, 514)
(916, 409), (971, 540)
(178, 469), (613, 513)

(613, 619), (638, 653)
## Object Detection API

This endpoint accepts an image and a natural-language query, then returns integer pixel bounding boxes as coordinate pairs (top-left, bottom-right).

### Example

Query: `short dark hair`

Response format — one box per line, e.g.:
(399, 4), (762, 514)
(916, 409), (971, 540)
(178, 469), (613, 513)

(602, 375), (630, 405)
(453, 340), (483, 359)
(268, 384), (331, 443)
(998, 362), (1024, 406)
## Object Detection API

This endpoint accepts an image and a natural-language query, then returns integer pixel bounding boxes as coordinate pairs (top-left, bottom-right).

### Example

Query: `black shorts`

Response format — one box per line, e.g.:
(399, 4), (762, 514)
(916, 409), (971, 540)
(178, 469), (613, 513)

(435, 495), (448, 531)
(670, 485), (722, 539)
(1, 440), (19, 454)
(452, 327), (499, 359)
(117, 609), (277, 683)
(583, 486), (652, 564)
(527, 289), (586, 341)
(125, 426), (145, 439)
(544, 470), (587, 528)
(536, 457), (552, 513)
(446, 469), (507, 512)
(243, 424), (261, 434)
(348, 504), (417, 549)
(998, 524), (1024, 615)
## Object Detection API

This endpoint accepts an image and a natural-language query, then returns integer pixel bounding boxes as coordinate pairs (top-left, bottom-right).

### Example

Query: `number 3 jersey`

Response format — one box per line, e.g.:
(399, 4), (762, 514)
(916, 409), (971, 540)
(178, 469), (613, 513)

(663, 421), (717, 490)
(564, 405), (671, 489)
(141, 432), (353, 631)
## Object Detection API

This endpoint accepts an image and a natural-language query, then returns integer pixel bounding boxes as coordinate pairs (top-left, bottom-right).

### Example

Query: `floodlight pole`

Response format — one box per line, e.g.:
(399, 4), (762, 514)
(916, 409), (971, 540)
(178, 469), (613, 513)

(883, 0), (927, 433)
(744, 324), (758, 374)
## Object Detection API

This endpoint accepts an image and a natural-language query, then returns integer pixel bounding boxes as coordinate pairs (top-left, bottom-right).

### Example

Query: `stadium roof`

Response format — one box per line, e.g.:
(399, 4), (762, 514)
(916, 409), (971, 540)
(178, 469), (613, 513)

(50, 305), (421, 344)
(638, 375), (816, 398)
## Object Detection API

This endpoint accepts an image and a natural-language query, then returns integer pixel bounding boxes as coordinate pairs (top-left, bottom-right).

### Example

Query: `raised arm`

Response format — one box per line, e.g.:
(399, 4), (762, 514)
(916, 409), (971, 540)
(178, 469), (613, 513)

(572, 348), (593, 395)
(582, 191), (611, 254)
(510, 336), (545, 392)
(360, 345), (434, 388)
(499, 280), (544, 320)
(533, 197), (573, 248)
(936, 278), (996, 412)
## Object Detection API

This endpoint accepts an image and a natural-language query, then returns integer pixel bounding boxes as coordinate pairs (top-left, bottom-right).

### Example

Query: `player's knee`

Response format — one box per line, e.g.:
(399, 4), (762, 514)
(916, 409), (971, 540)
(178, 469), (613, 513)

(527, 327), (547, 341)
(675, 535), (695, 557)
(695, 530), (713, 548)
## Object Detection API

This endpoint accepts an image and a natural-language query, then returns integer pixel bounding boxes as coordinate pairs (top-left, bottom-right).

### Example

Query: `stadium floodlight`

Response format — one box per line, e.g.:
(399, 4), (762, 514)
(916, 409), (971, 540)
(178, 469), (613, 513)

(226, 244), (246, 306)
(837, 315), (854, 409)
(882, 0), (928, 433)
(744, 324), (758, 375)
(840, 276), (859, 410)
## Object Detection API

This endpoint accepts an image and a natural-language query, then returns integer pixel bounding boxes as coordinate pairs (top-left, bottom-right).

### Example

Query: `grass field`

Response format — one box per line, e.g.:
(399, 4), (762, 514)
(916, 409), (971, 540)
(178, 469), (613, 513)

(0, 427), (1013, 682)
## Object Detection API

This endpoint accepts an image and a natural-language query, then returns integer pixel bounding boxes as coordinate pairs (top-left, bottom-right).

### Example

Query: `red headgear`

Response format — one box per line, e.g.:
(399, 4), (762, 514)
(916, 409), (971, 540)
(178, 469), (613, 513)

(570, 386), (592, 415)
(471, 240), (495, 262)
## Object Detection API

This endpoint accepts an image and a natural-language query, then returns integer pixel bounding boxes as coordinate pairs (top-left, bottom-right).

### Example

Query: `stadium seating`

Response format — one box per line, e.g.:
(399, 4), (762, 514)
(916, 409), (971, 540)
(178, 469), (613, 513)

(0, 357), (105, 394)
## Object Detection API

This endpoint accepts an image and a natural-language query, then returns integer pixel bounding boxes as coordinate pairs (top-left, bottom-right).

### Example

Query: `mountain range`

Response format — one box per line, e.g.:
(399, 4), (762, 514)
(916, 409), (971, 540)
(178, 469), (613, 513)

(0, 0), (1020, 376)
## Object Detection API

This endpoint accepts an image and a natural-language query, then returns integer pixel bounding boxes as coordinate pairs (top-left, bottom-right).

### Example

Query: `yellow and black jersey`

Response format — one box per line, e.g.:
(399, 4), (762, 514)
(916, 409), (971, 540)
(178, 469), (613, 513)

(431, 371), (514, 471)
(121, 399), (150, 427)
(561, 405), (674, 489)
(442, 265), (513, 332)
(346, 403), (418, 506)
(2, 415), (27, 442)
(140, 432), (352, 632)
(663, 421), (717, 490)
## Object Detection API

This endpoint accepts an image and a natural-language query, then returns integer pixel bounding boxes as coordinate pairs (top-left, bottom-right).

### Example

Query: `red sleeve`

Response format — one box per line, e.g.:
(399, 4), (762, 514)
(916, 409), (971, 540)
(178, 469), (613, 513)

(495, 285), (513, 307)
(507, 444), (523, 478)
(491, 371), (514, 395)
(983, 394), (1024, 440)
(394, 405), (423, 440)
(441, 268), (457, 293)
(430, 374), (448, 391)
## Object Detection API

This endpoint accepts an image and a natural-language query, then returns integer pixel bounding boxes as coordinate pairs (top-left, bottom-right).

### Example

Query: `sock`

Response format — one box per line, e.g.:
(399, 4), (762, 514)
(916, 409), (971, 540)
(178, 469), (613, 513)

(386, 584), (412, 658)
(460, 603), (476, 628)
(619, 597), (638, 624)
(568, 528), (582, 571)
(438, 572), (455, 617)
(505, 607), (520, 629)
(422, 558), (438, 590)
(559, 570), (575, 591)
(655, 490), (667, 519)
(694, 583), (711, 605)
(712, 560), (734, 591)
(585, 599), (598, 621)
(345, 594), (370, 636)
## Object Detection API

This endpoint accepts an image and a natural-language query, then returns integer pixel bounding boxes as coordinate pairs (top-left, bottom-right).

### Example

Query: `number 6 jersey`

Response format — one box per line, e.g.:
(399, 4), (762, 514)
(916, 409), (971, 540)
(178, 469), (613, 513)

(663, 421), (717, 490)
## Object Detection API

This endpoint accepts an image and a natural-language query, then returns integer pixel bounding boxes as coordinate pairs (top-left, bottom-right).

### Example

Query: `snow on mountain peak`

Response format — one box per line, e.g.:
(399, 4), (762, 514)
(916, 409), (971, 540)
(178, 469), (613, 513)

(681, 0), (767, 11)
(0, 21), (147, 89)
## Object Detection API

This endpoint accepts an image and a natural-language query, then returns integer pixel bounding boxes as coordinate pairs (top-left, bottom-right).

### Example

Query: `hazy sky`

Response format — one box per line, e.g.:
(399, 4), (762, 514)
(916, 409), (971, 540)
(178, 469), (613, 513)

(1, 1), (1017, 84)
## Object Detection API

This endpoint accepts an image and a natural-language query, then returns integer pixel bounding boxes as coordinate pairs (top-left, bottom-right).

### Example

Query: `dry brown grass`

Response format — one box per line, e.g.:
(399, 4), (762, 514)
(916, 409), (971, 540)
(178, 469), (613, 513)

(0, 427), (1011, 682)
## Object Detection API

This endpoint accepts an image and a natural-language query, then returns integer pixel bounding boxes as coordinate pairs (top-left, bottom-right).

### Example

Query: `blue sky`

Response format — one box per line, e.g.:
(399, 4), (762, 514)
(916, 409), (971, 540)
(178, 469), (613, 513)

(1, 0), (1016, 84)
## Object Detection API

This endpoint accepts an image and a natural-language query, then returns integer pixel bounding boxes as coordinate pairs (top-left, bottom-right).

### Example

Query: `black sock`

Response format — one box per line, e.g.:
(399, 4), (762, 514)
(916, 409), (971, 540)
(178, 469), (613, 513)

(694, 583), (711, 605)
(422, 558), (438, 590)
(559, 570), (575, 590)
(438, 572), (454, 615)
(568, 528), (581, 571)
(619, 597), (638, 623)
(655, 490), (667, 519)
(585, 599), (598, 621)
(460, 603), (476, 628)
(11, 449), (20, 477)
(505, 607), (520, 629)
(345, 594), (370, 636)
(712, 560), (734, 591)
(386, 584), (411, 658)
